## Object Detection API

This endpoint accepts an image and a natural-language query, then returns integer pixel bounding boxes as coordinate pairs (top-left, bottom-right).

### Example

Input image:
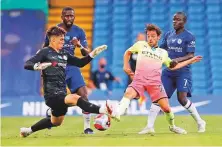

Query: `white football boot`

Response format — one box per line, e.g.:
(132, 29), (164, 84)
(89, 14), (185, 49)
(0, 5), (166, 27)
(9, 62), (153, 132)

(198, 120), (206, 133)
(106, 100), (120, 122)
(138, 127), (155, 135)
(169, 126), (187, 134)
(20, 127), (33, 137)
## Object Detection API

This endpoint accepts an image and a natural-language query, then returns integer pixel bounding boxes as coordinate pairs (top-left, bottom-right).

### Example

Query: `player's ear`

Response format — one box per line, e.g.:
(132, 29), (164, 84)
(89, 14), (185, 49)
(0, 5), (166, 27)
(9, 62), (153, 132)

(157, 35), (161, 40)
(50, 36), (56, 42)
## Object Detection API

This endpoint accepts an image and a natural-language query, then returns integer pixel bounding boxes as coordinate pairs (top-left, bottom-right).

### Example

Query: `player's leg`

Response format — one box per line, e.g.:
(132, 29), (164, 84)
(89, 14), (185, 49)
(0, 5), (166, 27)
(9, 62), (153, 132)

(119, 87), (139, 115)
(118, 79), (145, 117)
(156, 98), (186, 134)
(76, 86), (94, 134)
(64, 93), (119, 120)
(176, 76), (206, 132)
(66, 69), (94, 134)
(146, 85), (186, 134)
(20, 116), (63, 138)
(20, 96), (68, 137)
(139, 73), (176, 134)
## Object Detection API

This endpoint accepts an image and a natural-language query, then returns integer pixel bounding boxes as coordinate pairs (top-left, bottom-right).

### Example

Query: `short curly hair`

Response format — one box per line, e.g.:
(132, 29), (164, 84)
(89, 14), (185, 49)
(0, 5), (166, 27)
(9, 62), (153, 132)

(46, 26), (66, 39)
(145, 24), (162, 36)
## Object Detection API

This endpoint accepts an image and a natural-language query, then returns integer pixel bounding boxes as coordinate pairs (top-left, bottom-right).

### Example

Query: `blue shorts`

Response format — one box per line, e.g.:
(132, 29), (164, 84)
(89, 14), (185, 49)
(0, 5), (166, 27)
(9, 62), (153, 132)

(66, 66), (86, 93)
(161, 70), (192, 98)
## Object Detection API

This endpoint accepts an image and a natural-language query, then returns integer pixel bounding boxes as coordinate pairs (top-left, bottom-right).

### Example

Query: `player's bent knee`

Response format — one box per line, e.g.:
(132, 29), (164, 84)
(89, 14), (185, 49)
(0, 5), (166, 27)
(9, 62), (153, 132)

(51, 120), (63, 126)
(177, 97), (187, 106)
(124, 87), (137, 99)
(77, 86), (88, 98)
(80, 95), (88, 101)
(65, 94), (81, 106)
(161, 107), (171, 113)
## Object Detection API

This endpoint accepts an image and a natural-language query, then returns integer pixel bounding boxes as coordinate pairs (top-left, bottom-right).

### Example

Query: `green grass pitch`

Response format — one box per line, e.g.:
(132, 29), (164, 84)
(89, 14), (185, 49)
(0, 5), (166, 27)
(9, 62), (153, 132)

(1, 115), (222, 146)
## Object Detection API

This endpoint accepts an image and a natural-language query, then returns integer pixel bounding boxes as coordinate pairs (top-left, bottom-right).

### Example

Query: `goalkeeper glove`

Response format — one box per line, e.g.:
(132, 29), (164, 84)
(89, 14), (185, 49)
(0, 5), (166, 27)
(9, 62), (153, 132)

(33, 62), (52, 70)
(89, 45), (107, 58)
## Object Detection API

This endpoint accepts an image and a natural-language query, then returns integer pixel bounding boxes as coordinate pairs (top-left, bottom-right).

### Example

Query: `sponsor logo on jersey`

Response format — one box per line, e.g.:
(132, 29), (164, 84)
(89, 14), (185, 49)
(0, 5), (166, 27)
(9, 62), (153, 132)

(188, 41), (195, 48)
(168, 46), (182, 52)
(142, 51), (163, 60)
(63, 44), (75, 48)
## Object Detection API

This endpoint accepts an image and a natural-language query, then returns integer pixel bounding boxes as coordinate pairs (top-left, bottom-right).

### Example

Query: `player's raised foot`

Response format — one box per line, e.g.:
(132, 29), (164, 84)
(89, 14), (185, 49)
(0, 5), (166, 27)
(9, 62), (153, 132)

(198, 120), (206, 133)
(169, 126), (187, 134)
(106, 100), (120, 122)
(90, 45), (108, 58)
(20, 127), (32, 138)
(138, 127), (155, 135)
(84, 128), (94, 134)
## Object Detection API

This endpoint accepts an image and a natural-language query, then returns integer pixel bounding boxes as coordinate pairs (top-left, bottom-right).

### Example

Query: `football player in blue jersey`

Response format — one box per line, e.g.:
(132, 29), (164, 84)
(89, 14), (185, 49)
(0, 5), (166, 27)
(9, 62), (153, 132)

(43, 7), (94, 134)
(139, 12), (206, 135)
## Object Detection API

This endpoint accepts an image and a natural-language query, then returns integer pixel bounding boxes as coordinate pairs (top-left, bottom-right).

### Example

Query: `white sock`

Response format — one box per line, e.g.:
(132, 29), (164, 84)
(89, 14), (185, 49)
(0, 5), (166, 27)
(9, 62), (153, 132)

(119, 97), (131, 115)
(184, 99), (203, 123)
(147, 103), (161, 128)
(83, 113), (91, 130)
(28, 127), (33, 133)
(99, 105), (107, 114)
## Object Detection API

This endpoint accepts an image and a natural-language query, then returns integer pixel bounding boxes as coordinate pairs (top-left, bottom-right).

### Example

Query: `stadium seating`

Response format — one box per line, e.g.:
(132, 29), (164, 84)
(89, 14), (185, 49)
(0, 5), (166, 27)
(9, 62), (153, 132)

(1, 10), (46, 96)
(93, 0), (222, 94)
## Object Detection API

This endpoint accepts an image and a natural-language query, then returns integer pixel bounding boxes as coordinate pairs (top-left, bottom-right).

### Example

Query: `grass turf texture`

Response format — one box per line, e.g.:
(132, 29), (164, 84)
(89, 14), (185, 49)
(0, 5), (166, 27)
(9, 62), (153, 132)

(1, 115), (222, 146)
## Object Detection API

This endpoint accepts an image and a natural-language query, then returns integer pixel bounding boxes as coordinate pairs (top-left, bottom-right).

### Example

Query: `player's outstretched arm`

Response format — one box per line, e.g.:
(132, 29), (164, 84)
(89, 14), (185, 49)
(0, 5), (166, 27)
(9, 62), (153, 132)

(168, 56), (202, 70)
(123, 50), (134, 79)
(173, 52), (194, 63)
(67, 45), (107, 67)
(24, 49), (51, 70)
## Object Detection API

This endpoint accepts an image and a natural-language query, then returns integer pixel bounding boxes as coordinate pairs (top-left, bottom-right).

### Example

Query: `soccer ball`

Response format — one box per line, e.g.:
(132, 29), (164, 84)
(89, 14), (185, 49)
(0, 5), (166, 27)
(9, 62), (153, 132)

(94, 114), (111, 131)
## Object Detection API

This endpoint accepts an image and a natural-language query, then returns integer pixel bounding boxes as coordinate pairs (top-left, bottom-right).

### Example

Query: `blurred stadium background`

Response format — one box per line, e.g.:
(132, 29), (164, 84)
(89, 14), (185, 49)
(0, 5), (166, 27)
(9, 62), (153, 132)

(1, 0), (222, 145)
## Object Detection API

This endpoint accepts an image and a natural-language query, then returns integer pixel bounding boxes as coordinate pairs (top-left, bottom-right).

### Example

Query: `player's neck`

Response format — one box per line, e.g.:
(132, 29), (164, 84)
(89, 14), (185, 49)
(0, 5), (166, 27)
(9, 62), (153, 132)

(49, 44), (60, 53)
(175, 28), (185, 34)
(60, 23), (72, 32)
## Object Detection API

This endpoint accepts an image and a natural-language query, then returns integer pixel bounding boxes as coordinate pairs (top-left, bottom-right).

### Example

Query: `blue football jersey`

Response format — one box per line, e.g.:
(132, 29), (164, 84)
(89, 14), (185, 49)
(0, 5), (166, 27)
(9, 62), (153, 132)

(45, 24), (88, 56)
(160, 29), (195, 72)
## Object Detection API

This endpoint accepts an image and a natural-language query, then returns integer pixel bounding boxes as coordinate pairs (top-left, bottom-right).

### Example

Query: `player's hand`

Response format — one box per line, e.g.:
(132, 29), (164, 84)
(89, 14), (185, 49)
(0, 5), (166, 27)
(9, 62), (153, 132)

(129, 72), (134, 80)
(169, 60), (178, 68)
(123, 66), (134, 77)
(190, 55), (203, 63)
(71, 37), (81, 47)
(34, 62), (52, 70)
(89, 45), (108, 58)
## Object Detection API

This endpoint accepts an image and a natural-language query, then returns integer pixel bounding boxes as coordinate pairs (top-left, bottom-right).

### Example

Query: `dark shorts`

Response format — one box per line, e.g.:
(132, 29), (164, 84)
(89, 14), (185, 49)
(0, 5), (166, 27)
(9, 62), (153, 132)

(162, 71), (192, 98)
(45, 94), (68, 117)
(66, 66), (86, 93)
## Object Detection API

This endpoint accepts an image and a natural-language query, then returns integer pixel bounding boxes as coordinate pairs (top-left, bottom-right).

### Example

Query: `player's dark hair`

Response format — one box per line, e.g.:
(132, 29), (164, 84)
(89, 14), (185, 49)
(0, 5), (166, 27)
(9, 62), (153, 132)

(145, 24), (162, 36)
(175, 11), (187, 22)
(46, 26), (66, 39)
(62, 7), (74, 15)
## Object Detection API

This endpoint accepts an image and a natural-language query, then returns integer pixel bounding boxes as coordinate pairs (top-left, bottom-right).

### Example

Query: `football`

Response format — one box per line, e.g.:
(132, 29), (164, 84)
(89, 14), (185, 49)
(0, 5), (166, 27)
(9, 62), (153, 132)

(94, 114), (111, 131)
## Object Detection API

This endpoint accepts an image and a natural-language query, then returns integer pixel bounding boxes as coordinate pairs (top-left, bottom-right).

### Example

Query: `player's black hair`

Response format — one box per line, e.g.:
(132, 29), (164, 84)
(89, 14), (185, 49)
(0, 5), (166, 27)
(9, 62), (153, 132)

(62, 7), (74, 15)
(175, 11), (187, 22)
(46, 26), (66, 39)
(145, 24), (162, 36)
